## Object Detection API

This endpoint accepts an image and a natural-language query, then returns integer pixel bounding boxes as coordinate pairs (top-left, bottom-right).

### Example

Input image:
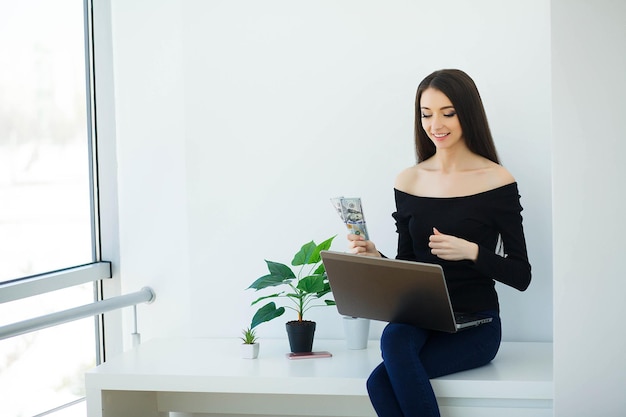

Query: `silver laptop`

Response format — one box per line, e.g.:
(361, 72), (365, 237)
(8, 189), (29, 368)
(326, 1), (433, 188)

(320, 251), (492, 333)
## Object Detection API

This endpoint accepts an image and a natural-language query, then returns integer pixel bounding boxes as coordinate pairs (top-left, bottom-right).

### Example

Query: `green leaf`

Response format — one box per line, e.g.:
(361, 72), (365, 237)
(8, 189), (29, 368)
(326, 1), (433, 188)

(266, 261), (296, 280)
(292, 241), (317, 266)
(313, 263), (326, 275)
(251, 302), (285, 329)
(297, 275), (325, 293)
(310, 235), (335, 263)
(292, 236), (336, 266)
(250, 293), (281, 306)
(324, 300), (336, 306)
(248, 274), (287, 290)
(316, 282), (332, 298)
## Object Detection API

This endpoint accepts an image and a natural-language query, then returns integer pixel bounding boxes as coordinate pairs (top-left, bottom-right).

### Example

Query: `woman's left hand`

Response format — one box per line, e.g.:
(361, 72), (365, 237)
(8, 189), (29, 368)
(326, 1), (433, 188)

(429, 227), (479, 262)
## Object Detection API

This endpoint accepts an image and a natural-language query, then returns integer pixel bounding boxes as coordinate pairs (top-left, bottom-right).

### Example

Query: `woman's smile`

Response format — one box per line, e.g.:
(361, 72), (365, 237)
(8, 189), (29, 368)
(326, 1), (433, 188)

(432, 132), (450, 140)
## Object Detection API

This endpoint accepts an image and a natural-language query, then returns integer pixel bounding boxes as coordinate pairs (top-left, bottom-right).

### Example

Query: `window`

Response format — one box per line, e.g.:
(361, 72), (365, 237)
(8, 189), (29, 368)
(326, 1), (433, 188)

(0, 1), (93, 284)
(0, 0), (105, 415)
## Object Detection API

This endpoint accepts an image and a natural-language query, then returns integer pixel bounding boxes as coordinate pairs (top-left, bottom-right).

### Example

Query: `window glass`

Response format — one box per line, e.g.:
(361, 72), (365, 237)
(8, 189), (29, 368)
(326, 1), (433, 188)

(0, 284), (96, 416)
(0, 0), (93, 284)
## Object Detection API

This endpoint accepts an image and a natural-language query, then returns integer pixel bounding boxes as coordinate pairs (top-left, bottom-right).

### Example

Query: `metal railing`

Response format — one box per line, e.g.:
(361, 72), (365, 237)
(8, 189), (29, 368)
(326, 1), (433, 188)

(0, 287), (155, 341)
(0, 262), (112, 304)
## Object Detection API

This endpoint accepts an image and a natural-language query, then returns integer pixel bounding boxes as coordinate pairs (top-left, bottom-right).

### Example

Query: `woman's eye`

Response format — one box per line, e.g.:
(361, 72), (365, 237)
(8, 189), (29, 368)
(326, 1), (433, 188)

(421, 113), (432, 118)
(444, 112), (457, 118)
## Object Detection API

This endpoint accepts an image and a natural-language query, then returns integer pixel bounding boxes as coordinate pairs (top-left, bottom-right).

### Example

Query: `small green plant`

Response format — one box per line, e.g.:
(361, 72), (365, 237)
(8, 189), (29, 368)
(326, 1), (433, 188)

(240, 326), (258, 344)
(247, 236), (336, 329)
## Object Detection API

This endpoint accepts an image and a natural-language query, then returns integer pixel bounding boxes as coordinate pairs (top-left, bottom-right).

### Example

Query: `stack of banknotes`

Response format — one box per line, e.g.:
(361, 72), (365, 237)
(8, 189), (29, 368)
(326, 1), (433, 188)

(330, 197), (369, 240)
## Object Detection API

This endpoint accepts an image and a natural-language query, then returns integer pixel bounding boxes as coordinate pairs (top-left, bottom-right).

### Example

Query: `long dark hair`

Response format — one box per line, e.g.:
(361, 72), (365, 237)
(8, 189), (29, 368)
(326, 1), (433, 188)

(414, 69), (500, 164)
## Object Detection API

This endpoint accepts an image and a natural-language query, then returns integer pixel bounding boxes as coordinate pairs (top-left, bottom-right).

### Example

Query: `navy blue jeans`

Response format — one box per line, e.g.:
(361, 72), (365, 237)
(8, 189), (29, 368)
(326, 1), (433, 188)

(366, 311), (501, 417)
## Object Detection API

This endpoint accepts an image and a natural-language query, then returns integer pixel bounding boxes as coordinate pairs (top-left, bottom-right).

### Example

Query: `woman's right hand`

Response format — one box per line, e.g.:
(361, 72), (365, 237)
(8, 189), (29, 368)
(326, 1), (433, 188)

(347, 234), (381, 257)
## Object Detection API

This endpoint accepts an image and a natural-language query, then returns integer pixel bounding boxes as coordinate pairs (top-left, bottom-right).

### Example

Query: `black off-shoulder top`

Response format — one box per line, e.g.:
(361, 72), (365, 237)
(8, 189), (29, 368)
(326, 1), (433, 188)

(393, 182), (531, 313)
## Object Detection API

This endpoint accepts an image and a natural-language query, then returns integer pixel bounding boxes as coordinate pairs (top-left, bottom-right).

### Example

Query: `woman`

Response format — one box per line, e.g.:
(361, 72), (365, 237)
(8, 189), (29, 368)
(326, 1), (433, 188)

(347, 69), (531, 417)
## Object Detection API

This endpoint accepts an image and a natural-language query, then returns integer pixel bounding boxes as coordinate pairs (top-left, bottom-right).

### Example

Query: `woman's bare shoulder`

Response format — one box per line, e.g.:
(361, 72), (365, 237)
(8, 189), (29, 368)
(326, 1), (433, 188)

(394, 165), (420, 190)
(488, 163), (516, 188)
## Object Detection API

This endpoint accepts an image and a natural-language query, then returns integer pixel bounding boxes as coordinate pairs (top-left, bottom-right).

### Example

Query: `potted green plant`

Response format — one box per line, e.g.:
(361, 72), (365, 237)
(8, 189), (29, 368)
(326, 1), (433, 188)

(247, 236), (336, 353)
(240, 326), (260, 359)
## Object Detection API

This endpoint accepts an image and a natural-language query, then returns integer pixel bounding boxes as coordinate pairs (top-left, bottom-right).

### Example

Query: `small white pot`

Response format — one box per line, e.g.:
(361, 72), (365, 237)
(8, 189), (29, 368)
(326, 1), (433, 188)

(343, 316), (370, 350)
(241, 342), (260, 359)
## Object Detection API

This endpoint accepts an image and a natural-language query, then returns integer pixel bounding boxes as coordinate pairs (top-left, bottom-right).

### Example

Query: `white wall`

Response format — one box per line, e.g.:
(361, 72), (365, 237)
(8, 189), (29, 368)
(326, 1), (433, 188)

(104, 0), (553, 349)
(108, 1), (193, 340)
(551, 0), (626, 415)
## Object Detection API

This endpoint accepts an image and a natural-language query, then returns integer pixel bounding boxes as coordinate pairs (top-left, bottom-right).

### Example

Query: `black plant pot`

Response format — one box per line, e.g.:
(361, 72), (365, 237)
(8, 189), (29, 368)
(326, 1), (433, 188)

(285, 320), (316, 353)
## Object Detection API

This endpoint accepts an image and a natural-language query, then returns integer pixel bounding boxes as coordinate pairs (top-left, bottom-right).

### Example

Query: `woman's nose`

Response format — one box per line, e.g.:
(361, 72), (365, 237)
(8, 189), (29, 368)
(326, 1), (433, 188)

(431, 114), (444, 129)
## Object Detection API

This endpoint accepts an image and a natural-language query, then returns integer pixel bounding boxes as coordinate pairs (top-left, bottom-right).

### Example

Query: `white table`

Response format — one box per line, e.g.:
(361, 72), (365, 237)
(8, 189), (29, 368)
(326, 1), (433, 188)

(85, 338), (553, 417)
